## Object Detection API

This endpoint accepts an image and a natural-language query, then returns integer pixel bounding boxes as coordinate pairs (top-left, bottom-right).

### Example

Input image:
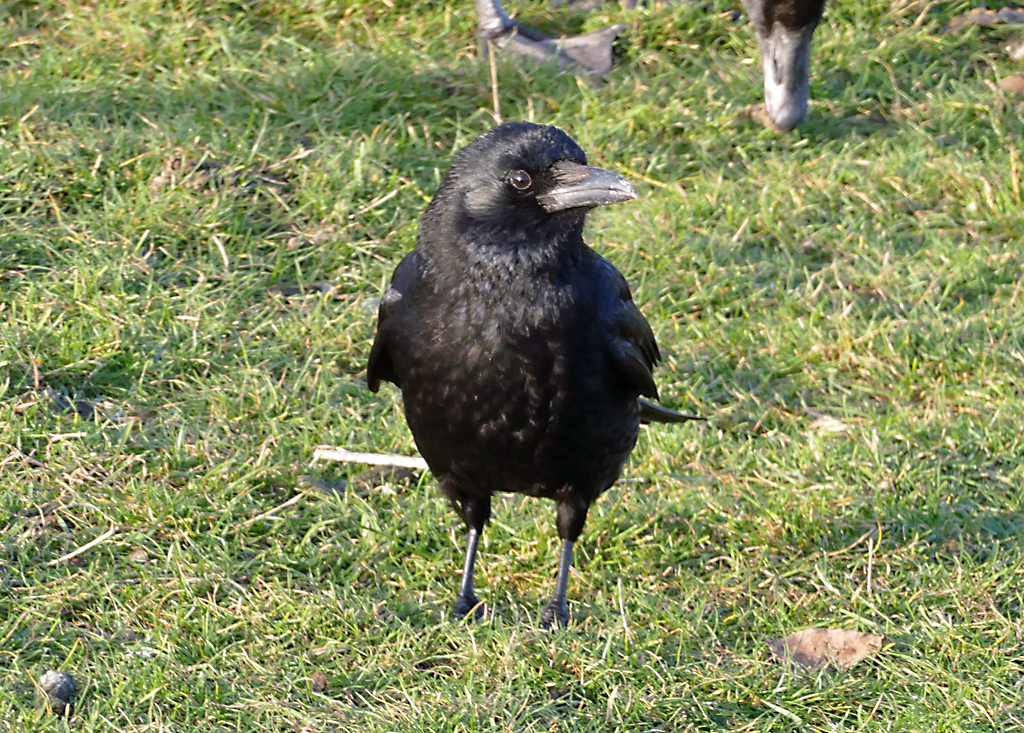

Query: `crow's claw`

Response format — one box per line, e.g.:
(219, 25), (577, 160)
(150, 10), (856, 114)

(453, 593), (486, 621)
(540, 599), (570, 629)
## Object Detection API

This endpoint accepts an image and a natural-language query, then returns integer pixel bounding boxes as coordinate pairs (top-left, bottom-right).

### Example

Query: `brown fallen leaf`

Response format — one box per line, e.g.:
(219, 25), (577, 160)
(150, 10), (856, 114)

(944, 6), (1024, 33)
(310, 671), (329, 693)
(944, 7), (1002, 33)
(999, 72), (1024, 96)
(768, 628), (883, 671)
(806, 412), (850, 435)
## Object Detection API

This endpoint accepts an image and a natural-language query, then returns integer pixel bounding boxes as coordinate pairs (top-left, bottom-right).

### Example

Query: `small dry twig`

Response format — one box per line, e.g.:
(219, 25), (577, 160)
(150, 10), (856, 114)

(241, 490), (310, 528)
(313, 448), (428, 470)
(46, 523), (117, 566)
(489, 41), (502, 124)
(356, 188), (399, 215)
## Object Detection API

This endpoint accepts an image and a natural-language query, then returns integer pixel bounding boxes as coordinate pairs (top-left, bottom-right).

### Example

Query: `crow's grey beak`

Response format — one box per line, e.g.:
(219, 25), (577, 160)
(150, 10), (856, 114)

(538, 163), (638, 213)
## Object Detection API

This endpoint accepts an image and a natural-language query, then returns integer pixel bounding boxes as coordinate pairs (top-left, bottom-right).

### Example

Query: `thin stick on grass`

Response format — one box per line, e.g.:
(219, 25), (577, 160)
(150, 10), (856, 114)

(912, 0), (937, 27)
(46, 523), (117, 567)
(489, 41), (502, 124)
(356, 188), (400, 215)
(212, 234), (230, 275)
(617, 578), (634, 649)
(825, 528), (873, 558)
(867, 531), (874, 602)
(731, 217), (750, 243)
(313, 447), (428, 470)
(241, 490), (310, 528)
(1011, 147), (1020, 203)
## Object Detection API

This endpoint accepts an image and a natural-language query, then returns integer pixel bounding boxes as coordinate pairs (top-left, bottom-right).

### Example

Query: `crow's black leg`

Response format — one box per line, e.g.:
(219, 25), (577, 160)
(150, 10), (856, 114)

(451, 493), (491, 620)
(542, 494), (589, 628)
(540, 539), (573, 628)
(452, 527), (484, 619)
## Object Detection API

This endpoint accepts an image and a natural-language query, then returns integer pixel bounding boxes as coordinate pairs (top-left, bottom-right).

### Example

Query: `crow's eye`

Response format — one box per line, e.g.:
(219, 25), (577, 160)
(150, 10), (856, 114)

(509, 170), (532, 191)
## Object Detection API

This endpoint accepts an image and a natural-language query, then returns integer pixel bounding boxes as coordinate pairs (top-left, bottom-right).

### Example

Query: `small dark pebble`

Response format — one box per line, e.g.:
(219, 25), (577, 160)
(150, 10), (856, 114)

(38, 670), (76, 716)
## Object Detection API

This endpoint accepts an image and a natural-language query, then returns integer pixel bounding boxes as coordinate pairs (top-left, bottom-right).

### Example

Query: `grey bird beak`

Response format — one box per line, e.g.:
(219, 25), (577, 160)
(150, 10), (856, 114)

(758, 22), (818, 132)
(538, 163), (638, 213)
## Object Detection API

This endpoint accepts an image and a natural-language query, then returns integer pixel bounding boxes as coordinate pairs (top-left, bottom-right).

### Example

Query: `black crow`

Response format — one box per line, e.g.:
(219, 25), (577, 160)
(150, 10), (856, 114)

(367, 122), (701, 627)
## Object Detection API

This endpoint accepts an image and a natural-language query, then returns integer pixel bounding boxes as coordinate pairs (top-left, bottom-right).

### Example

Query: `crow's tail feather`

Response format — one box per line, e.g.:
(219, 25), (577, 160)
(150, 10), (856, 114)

(638, 397), (705, 424)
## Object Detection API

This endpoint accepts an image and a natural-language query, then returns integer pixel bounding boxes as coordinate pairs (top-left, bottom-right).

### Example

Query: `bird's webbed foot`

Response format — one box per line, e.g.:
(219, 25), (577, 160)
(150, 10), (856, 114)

(476, 0), (626, 76)
(540, 598), (570, 629)
(452, 592), (486, 621)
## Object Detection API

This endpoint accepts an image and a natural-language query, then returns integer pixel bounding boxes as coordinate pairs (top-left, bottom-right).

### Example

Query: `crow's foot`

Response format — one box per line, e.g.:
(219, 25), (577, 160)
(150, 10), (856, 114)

(540, 599), (570, 629)
(477, 0), (625, 76)
(452, 593), (486, 621)
(482, 23), (626, 76)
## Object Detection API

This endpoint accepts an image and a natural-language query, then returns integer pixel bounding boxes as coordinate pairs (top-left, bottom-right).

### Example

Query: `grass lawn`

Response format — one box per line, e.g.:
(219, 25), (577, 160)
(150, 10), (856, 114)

(2, 0), (1023, 730)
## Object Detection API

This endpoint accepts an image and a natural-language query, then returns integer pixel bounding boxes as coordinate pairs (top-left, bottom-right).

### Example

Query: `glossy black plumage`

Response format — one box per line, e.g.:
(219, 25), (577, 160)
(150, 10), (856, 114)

(368, 122), (699, 626)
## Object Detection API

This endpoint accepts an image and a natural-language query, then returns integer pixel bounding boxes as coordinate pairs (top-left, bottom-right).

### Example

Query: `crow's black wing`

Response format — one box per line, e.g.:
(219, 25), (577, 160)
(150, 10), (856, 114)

(367, 250), (423, 392)
(594, 258), (661, 400)
(592, 258), (706, 422)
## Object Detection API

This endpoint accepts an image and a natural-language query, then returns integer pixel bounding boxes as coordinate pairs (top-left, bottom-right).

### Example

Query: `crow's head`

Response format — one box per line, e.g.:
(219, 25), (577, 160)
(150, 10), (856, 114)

(426, 122), (637, 245)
